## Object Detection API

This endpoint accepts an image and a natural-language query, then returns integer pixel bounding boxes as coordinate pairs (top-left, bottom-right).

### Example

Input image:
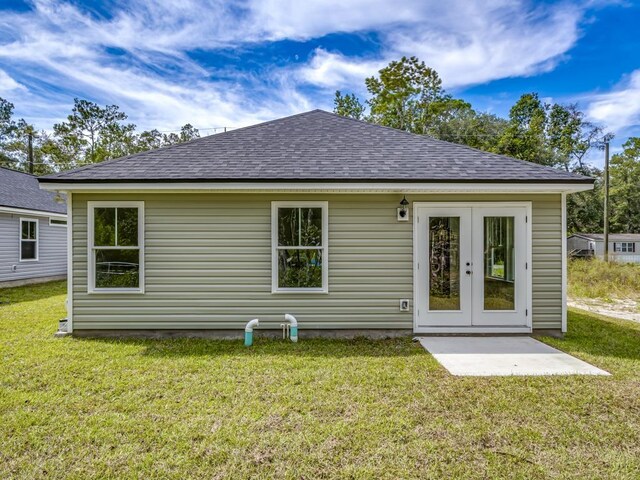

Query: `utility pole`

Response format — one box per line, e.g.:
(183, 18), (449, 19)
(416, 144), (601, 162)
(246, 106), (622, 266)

(27, 131), (34, 175)
(603, 139), (610, 262)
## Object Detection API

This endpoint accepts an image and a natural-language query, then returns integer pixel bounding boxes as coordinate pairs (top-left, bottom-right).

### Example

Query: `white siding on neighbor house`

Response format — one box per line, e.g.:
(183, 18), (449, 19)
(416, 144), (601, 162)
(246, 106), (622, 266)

(71, 193), (563, 331)
(594, 241), (640, 263)
(0, 212), (67, 284)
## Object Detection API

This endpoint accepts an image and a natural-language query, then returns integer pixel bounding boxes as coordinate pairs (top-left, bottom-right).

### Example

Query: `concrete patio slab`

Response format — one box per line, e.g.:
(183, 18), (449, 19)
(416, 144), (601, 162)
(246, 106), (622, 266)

(418, 336), (610, 376)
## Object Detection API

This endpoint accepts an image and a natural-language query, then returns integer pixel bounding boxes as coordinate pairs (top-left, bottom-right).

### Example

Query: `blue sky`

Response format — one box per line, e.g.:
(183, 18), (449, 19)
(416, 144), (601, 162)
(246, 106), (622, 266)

(0, 0), (638, 166)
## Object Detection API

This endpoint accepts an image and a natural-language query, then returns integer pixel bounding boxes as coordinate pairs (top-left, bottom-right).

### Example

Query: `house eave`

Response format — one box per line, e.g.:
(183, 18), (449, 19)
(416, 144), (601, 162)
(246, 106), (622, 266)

(39, 181), (594, 194)
(0, 205), (67, 218)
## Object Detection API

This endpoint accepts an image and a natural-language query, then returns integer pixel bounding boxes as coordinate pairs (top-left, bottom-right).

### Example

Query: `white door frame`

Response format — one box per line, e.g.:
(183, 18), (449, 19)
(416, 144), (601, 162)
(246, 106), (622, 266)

(413, 202), (533, 334)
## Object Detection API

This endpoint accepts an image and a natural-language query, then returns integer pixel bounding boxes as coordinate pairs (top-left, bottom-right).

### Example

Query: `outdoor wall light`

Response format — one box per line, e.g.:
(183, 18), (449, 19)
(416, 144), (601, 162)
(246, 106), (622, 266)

(397, 196), (409, 221)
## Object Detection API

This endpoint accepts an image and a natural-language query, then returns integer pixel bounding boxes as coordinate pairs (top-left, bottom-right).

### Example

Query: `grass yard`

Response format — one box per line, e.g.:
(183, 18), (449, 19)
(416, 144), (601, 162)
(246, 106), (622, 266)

(568, 258), (640, 301)
(1, 281), (639, 479)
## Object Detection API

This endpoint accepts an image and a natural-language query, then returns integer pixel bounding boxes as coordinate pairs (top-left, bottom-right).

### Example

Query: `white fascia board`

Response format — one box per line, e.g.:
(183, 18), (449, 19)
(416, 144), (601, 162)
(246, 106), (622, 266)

(39, 181), (594, 194)
(0, 205), (67, 219)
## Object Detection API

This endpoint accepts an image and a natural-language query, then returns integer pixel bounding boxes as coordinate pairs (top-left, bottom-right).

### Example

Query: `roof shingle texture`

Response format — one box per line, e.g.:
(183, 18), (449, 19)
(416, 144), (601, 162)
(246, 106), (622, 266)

(40, 110), (593, 184)
(0, 167), (66, 214)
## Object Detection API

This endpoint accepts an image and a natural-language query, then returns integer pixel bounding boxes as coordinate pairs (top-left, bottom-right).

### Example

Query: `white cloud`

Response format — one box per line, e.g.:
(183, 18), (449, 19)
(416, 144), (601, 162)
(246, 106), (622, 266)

(0, 0), (601, 131)
(586, 70), (640, 132)
(295, 1), (583, 89)
(0, 70), (26, 94)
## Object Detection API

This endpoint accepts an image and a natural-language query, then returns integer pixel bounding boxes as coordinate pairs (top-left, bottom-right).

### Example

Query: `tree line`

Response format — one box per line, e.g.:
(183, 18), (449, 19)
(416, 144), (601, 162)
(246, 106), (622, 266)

(0, 98), (199, 175)
(1, 56), (638, 234)
(334, 56), (640, 234)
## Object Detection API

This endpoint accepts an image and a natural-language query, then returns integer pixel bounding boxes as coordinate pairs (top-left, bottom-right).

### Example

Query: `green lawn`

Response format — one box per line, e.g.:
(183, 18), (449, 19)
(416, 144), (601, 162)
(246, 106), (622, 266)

(568, 258), (640, 301)
(1, 281), (639, 479)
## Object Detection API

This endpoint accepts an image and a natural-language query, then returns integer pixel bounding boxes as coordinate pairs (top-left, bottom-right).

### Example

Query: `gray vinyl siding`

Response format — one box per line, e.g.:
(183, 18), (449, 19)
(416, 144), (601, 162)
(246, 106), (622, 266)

(0, 212), (67, 284)
(71, 193), (563, 330)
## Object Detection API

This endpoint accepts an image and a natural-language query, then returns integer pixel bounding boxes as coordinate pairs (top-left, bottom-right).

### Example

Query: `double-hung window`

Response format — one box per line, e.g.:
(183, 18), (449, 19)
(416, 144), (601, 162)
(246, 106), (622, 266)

(20, 218), (38, 261)
(272, 201), (328, 293)
(88, 201), (144, 293)
(614, 242), (635, 253)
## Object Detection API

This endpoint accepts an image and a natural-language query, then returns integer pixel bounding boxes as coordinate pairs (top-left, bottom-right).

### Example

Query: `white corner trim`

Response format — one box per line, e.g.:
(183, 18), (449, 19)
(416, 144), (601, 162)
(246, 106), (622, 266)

(561, 192), (568, 333)
(87, 201), (145, 294)
(67, 192), (73, 333)
(271, 200), (329, 294)
(39, 181), (595, 194)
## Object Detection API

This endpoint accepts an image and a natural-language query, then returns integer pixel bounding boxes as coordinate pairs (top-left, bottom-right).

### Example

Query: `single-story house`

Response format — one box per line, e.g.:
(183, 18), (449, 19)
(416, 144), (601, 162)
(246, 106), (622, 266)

(39, 110), (594, 337)
(568, 233), (640, 263)
(0, 166), (67, 286)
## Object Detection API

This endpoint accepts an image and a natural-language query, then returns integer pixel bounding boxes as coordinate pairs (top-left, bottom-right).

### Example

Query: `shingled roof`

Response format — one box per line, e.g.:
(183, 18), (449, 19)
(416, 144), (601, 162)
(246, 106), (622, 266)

(39, 110), (593, 184)
(0, 167), (66, 214)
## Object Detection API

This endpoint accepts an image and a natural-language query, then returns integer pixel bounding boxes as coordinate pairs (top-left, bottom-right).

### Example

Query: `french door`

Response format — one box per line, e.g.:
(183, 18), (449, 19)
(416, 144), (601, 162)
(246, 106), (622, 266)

(415, 204), (530, 331)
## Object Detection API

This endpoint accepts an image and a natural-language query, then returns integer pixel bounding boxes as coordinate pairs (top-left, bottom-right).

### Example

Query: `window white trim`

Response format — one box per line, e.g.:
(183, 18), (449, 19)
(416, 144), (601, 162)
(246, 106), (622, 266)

(49, 218), (68, 227)
(19, 218), (39, 262)
(87, 201), (145, 294)
(271, 201), (329, 294)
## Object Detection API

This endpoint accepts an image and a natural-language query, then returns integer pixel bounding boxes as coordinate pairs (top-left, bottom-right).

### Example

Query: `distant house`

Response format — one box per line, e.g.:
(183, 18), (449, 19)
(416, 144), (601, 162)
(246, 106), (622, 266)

(0, 167), (67, 286)
(568, 233), (640, 263)
(39, 110), (594, 336)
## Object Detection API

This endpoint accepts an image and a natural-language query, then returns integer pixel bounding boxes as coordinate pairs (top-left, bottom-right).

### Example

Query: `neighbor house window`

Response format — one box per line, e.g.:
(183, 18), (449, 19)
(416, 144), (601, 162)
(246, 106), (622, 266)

(20, 218), (38, 261)
(49, 218), (67, 227)
(272, 201), (328, 293)
(88, 202), (144, 293)
(614, 242), (635, 253)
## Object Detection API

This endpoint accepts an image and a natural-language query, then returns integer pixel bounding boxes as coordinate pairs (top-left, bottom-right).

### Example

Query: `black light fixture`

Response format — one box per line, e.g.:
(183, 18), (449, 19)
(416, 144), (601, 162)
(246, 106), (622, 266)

(398, 195), (409, 220)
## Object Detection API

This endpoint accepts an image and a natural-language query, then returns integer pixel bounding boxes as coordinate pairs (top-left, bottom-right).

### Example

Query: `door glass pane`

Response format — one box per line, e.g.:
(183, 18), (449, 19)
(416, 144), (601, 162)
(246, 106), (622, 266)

(484, 217), (515, 310)
(429, 217), (460, 310)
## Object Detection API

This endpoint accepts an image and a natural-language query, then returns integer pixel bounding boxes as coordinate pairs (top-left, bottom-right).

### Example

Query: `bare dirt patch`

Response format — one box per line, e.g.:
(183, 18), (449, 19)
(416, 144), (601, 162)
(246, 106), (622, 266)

(568, 297), (640, 323)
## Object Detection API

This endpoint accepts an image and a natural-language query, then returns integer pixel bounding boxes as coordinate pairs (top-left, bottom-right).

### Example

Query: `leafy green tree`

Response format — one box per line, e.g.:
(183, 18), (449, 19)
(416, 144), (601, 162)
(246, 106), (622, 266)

(566, 166), (604, 234)
(162, 123), (200, 145)
(429, 108), (508, 151)
(496, 93), (552, 165)
(609, 137), (640, 233)
(547, 104), (603, 171)
(0, 97), (19, 168)
(365, 56), (449, 133)
(51, 99), (134, 167)
(333, 91), (365, 120)
(135, 129), (165, 152)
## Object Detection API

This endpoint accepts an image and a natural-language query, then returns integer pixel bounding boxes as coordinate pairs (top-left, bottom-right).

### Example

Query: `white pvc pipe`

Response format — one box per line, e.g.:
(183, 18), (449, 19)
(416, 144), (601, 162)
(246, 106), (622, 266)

(245, 318), (259, 332)
(244, 318), (259, 346)
(284, 314), (297, 328)
(284, 314), (298, 342)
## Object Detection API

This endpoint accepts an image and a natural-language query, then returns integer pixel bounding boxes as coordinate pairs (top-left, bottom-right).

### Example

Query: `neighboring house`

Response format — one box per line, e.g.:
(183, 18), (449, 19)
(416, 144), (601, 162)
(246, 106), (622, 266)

(0, 167), (67, 286)
(568, 233), (640, 263)
(39, 110), (594, 336)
